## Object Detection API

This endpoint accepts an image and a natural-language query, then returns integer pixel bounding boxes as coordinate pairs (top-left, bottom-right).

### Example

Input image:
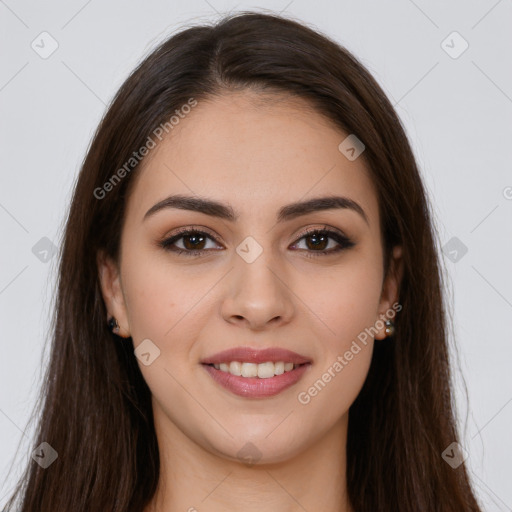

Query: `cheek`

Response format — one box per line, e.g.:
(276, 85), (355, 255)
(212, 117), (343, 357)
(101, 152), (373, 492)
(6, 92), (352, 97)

(293, 255), (382, 409)
(295, 340), (373, 434)
(121, 249), (212, 341)
(301, 258), (383, 349)
(122, 265), (174, 340)
(120, 253), (213, 405)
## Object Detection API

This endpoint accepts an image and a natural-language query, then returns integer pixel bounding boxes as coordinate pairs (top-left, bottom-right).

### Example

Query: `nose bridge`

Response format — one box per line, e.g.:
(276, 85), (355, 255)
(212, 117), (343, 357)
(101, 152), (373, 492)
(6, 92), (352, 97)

(222, 234), (294, 327)
(233, 236), (285, 296)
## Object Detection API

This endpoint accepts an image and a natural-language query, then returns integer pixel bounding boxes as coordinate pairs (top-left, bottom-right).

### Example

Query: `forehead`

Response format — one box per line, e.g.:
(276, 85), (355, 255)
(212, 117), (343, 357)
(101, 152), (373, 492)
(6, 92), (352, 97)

(125, 90), (380, 230)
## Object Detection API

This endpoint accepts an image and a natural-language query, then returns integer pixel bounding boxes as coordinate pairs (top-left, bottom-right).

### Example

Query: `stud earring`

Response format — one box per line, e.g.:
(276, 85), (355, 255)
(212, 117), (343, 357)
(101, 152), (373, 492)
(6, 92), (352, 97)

(108, 316), (120, 334)
(384, 319), (395, 337)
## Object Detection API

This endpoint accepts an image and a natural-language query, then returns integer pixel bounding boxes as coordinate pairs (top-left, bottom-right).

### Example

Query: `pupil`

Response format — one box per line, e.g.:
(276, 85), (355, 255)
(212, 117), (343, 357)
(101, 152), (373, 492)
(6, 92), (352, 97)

(308, 233), (327, 250)
(184, 234), (205, 250)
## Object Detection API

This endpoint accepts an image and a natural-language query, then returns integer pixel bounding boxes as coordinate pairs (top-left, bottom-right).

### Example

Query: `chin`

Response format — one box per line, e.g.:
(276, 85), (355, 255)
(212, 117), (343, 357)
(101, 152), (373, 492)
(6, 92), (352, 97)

(209, 431), (305, 466)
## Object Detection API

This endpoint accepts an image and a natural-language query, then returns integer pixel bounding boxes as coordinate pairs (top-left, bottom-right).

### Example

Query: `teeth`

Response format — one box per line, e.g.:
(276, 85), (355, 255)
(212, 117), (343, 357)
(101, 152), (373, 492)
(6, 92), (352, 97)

(229, 361), (241, 376)
(257, 362), (274, 378)
(212, 361), (300, 378)
(274, 361), (285, 375)
(241, 363), (258, 378)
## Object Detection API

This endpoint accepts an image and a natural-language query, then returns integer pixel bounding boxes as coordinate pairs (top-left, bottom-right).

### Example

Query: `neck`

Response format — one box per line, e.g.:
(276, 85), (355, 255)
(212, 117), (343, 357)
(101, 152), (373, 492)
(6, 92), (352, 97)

(145, 408), (353, 512)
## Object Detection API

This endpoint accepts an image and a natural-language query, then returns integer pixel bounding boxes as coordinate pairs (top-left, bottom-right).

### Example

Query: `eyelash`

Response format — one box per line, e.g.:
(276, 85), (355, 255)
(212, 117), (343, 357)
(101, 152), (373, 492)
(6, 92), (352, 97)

(158, 225), (355, 259)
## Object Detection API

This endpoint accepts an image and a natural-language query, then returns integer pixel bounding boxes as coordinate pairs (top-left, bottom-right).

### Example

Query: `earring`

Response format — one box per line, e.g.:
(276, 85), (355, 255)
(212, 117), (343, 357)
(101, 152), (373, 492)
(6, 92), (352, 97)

(108, 316), (120, 334)
(384, 319), (395, 337)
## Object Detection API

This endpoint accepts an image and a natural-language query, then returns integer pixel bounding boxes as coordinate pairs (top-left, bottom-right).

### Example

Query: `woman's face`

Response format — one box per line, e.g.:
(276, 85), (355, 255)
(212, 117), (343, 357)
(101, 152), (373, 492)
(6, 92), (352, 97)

(99, 90), (402, 464)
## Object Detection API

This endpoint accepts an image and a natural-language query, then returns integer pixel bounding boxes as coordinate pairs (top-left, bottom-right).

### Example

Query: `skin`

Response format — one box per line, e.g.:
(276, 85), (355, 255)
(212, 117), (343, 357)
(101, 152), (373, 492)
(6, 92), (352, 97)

(98, 89), (403, 512)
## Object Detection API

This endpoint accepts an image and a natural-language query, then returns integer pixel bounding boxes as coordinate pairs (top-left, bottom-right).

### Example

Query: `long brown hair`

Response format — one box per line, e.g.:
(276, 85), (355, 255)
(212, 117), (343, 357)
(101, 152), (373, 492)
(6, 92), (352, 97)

(3, 11), (482, 511)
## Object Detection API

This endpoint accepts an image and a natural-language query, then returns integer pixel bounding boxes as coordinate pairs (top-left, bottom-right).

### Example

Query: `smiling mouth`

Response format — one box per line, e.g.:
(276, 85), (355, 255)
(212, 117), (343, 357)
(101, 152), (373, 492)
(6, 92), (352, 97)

(204, 361), (309, 379)
(201, 361), (311, 399)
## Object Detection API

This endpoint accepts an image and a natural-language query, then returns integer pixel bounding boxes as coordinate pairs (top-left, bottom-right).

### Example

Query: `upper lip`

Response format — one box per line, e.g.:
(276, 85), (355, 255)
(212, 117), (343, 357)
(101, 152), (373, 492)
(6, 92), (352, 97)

(200, 346), (311, 365)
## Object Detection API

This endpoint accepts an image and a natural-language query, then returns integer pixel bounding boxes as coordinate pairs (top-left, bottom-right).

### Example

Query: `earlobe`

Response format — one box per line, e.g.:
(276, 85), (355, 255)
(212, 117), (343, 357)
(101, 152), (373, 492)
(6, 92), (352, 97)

(97, 250), (131, 338)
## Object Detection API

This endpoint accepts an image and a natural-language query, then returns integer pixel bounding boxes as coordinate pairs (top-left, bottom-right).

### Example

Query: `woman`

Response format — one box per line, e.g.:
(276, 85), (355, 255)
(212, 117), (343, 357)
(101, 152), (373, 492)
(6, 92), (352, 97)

(4, 11), (483, 511)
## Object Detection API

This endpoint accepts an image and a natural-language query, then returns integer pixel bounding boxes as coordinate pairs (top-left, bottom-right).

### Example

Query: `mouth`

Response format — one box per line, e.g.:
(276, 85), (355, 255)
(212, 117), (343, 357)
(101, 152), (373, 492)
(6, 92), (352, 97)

(200, 346), (312, 398)
(201, 361), (312, 399)
(203, 361), (307, 378)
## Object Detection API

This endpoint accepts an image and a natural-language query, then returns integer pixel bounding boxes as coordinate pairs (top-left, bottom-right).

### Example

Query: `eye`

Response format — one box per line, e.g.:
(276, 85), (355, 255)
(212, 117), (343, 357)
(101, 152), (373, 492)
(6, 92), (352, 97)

(158, 225), (355, 258)
(290, 226), (355, 258)
(158, 227), (223, 256)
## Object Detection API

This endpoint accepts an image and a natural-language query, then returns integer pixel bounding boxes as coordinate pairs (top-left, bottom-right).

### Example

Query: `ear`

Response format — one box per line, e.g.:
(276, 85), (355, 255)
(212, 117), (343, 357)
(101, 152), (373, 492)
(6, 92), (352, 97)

(97, 250), (131, 338)
(374, 245), (403, 340)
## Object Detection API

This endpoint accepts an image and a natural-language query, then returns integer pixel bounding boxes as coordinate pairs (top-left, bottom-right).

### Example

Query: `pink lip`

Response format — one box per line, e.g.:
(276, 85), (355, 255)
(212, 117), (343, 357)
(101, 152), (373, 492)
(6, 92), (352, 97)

(202, 363), (312, 398)
(200, 346), (311, 365)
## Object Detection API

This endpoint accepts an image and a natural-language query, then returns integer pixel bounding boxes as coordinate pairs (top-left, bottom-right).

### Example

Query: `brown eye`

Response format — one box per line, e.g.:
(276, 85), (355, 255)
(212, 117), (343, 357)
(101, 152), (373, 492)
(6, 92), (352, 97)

(304, 231), (330, 251)
(291, 228), (355, 257)
(159, 229), (222, 256)
(158, 226), (355, 258)
(181, 232), (207, 250)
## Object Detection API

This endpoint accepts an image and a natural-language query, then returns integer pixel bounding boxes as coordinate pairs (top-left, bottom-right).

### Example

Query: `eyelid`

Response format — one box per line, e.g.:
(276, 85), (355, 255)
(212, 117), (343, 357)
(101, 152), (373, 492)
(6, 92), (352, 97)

(163, 224), (348, 244)
(293, 224), (348, 241)
(164, 225), (223, 243)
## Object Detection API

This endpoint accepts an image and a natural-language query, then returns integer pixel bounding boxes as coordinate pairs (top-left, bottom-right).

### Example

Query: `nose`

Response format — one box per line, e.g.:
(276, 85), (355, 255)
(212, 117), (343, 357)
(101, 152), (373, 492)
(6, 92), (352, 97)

(220, 250), (295, 331)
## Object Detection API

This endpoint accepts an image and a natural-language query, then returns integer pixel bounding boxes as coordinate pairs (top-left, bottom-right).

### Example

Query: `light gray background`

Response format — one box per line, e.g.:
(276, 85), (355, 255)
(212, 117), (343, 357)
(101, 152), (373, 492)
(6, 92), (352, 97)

(1, 0), (511, 509)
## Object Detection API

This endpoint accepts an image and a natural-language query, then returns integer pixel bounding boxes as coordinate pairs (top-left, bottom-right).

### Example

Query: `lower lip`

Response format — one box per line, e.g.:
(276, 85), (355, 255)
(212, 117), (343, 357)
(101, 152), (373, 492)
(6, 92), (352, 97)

(201, 363), (311, 398)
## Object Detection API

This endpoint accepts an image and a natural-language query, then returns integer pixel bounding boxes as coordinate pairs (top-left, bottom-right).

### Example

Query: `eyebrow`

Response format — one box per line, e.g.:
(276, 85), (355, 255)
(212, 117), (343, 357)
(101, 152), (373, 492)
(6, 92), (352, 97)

(143, 194), (369, 226)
